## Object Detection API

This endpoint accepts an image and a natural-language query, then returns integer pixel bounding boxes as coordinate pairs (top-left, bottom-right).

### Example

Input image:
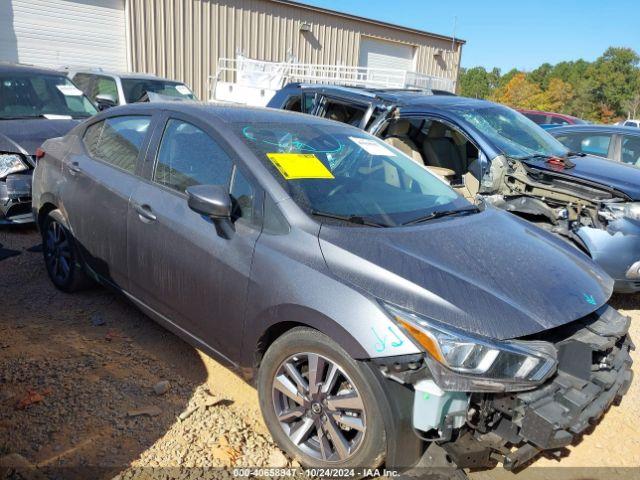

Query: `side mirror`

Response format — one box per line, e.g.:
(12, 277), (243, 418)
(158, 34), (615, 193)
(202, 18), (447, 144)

(95, 94), (117, 110)
(186, 185), (233, 238)
(186, 184), (231, 218)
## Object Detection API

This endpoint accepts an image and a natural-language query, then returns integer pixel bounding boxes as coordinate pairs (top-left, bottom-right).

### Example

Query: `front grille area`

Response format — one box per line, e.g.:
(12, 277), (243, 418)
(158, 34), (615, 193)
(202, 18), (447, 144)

(449, 305), (634, 471)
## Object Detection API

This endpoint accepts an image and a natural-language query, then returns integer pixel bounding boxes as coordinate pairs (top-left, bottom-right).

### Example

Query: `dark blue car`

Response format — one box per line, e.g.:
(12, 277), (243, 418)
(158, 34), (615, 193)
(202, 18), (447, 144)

(0, 63), (97, 224)
(268, 84), (640, 292)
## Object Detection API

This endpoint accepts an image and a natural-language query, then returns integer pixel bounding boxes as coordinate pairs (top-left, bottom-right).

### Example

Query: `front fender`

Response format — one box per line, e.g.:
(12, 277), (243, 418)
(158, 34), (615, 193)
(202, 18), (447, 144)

(240, 231), (421, 372)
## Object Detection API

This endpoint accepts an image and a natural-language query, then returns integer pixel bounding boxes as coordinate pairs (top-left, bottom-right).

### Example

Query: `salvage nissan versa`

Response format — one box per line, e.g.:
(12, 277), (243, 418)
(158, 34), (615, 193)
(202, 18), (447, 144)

(32, 103), (633, 475)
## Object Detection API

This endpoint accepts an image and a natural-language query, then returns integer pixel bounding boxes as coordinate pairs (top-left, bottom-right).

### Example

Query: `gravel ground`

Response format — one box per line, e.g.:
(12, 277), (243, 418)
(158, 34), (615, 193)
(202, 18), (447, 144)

(1, 226), (638, 480)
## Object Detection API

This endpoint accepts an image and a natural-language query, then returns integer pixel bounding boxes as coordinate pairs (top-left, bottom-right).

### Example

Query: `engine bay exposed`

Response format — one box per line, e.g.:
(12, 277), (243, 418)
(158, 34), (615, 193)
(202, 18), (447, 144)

(483, 155), (628, 250)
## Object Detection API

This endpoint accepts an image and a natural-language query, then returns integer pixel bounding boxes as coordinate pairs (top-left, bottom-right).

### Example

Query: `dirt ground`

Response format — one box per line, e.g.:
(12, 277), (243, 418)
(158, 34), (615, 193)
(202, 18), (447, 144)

(1, 226), (639, 480)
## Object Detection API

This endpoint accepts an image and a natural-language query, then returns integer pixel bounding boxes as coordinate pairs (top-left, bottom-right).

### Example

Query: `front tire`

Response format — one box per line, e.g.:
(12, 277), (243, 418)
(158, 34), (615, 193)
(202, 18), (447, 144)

(42, 210), (92, 292)
(258, 327), (386, 469)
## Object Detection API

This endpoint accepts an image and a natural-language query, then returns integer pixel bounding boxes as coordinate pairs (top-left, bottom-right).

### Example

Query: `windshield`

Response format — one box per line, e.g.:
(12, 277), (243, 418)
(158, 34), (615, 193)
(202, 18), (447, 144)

(452, 104), (570, 159)
(121, 78), (195, 103)
(236, 122), (470, 226)
(0, 74), (97, 119)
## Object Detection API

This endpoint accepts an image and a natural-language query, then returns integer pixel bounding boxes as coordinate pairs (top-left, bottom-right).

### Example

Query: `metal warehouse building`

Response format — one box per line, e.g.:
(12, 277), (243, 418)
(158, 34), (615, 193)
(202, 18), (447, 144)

(0, 0), (465, 99)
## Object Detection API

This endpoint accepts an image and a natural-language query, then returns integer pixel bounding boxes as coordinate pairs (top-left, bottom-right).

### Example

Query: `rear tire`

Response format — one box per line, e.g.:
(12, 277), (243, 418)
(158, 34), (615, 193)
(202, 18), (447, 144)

(257, 327), (387, 470)
(41, 210), (92, 292)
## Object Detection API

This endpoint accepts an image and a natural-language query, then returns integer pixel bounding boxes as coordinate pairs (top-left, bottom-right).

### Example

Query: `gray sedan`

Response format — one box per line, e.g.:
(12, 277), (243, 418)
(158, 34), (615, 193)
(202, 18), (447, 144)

(31, 103), (632, 474)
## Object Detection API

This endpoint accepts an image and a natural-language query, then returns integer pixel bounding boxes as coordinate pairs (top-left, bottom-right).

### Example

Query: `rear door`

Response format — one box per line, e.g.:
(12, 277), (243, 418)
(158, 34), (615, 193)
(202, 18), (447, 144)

(126, 112), (262, 362)
(63, 114), (155, 289)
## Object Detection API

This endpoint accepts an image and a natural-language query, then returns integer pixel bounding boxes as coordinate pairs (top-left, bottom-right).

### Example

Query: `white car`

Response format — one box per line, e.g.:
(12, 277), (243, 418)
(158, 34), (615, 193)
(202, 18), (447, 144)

(67, 69), (196, 110)
(623, 119), (640, 128)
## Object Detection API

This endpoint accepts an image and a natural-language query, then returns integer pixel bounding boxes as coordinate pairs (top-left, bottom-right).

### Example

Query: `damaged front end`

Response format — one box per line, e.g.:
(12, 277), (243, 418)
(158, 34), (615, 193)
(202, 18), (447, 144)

(0, 152), (34, 224)
(376, 304), (633, 472)
(483, 155), (640, 292)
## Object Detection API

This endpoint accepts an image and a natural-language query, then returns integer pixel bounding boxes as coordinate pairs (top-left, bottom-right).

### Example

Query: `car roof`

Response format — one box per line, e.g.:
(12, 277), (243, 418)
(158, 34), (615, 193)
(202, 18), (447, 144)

(99, 101), (367, 129)
(548, 124), (640, 135)
(0, 62), (66, 76)
(287, 82), (492, 110)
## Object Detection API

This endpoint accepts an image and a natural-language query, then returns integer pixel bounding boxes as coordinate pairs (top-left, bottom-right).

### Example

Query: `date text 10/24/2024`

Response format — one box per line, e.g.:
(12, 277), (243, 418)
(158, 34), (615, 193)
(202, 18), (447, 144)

(232, 468), (401, 477)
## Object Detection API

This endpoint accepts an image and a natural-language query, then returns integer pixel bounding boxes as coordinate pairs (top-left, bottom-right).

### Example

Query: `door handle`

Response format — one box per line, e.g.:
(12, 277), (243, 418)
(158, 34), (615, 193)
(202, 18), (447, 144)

(68, 161), (82, 175)
(134, 203), (157, 222)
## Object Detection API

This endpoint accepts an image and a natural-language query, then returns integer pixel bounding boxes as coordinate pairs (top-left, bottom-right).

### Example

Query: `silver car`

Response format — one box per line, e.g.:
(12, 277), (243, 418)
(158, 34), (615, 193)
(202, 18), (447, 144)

(32, 103), (632, 475)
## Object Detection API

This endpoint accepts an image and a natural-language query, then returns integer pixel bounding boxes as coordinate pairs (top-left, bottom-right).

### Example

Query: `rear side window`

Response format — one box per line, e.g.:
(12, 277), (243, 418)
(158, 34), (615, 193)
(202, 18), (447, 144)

(283, 95), (302, 112)
(577, 134), (611, 157)
(622, 136), (640, 165)
(154, 119), (233, 193)
(321, 98), (367, 126)
(82, 116), (151, 173)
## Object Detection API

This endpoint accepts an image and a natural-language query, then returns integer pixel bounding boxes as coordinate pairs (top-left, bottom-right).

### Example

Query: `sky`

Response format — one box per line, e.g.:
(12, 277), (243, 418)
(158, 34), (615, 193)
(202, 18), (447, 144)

(296, 0), (640, 72)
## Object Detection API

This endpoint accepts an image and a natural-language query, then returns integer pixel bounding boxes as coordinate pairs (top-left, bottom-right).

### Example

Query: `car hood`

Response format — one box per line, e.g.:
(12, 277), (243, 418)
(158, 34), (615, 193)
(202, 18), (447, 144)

(319, 208), (613, 340)
(523, 154), (640, 200)
(0, 119), (79, 156)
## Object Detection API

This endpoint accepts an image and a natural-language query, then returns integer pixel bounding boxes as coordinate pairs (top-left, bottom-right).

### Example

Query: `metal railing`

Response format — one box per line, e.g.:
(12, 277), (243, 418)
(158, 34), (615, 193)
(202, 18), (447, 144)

(209, 57), (456, 102)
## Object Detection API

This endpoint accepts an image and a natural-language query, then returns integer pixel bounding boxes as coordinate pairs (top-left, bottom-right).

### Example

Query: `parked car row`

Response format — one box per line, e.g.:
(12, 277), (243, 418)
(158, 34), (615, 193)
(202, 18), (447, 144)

(0, 61), (635, 476)
(0, 63), (197, 224)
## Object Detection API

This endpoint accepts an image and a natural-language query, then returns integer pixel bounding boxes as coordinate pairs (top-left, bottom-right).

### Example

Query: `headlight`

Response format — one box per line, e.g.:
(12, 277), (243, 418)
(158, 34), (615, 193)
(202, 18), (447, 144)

(0, 153), (28, 179)
(384, 303), (557, 389)
(604, 202), (640, 221)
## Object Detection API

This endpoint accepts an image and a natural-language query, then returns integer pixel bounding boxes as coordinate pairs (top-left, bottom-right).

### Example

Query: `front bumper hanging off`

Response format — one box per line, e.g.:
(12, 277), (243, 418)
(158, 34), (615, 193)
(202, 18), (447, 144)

(446, 305), (633, 471)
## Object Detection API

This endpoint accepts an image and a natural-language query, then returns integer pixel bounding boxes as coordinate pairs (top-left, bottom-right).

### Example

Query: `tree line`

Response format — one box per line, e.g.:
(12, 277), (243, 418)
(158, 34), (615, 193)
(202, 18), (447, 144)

(458, 47), (640, 123)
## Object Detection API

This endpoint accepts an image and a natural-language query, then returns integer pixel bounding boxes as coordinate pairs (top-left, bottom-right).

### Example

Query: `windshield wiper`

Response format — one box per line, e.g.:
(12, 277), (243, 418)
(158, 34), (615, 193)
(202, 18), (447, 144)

(311, 210), (391, 227)
(517, 153), (553, 161)
(402, 206), (480, 226)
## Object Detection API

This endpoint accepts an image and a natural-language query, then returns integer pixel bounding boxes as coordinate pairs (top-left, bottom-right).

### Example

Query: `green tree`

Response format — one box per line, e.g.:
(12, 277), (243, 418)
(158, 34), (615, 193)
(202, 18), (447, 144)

(458, 66), (500, 98)
(590, 47), (640, 117)
(459, 46), (640, 122)
(528, 62), (553, 89)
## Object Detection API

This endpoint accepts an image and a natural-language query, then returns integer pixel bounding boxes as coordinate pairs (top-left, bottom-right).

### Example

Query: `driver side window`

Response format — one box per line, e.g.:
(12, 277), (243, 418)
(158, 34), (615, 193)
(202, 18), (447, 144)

(154, 119), (233, 193)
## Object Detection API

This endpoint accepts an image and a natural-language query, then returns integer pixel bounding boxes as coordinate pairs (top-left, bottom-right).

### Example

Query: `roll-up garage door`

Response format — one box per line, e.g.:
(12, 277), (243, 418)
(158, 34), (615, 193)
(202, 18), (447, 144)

(358, 36), (416, 72)
(0, 0), (127, 71)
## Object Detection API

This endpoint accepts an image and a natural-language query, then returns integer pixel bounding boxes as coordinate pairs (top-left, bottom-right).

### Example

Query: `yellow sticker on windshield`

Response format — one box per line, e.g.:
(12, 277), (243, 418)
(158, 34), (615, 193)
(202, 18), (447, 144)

(266, 153), (335, 180)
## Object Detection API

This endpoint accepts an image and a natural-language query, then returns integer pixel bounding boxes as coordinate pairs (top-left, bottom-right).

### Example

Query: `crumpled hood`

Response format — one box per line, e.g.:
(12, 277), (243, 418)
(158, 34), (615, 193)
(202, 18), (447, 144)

(523, 155), (640, 200)
(0, 119), (79, 156)
(319, 208), (613, 340)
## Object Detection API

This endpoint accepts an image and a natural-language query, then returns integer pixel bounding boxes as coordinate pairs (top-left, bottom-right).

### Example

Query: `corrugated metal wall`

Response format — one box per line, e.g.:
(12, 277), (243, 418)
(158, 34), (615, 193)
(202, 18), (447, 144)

(126, 0), (463, 99)
(2, 0), (127, 70)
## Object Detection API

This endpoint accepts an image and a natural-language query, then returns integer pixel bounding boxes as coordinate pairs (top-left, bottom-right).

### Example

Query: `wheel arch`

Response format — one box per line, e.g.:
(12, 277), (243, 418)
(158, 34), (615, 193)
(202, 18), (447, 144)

(37, 201), (60, 230)
(244, 304), (370, 378)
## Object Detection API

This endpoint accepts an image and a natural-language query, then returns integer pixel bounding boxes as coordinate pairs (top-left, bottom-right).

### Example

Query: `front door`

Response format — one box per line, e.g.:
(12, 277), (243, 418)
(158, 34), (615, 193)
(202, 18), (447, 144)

(63, 114), (153, 288)
(126, 115), (261, 362)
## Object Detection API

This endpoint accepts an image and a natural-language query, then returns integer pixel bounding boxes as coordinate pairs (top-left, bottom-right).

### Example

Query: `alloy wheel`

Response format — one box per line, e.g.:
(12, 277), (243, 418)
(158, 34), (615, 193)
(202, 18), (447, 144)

(271, 352), (367, 462)
(44, 220), (73, 285)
